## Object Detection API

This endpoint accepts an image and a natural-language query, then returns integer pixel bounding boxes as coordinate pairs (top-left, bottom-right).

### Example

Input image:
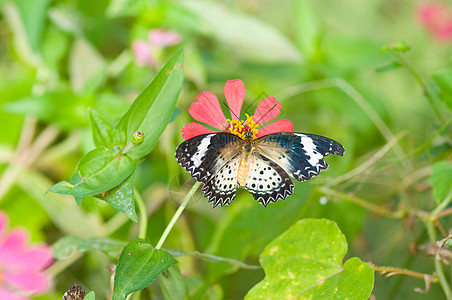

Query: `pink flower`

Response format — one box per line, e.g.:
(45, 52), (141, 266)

(182, 79), (294, 140)
(132, 29), (182, 67)
(416, 2), (452, 42)
(0, 211), (53, 300)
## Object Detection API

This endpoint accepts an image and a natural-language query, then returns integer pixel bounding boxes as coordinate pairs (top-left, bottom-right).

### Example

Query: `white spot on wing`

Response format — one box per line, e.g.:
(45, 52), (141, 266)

(300, 135), (323, 167)
(191, 134), (213, 168)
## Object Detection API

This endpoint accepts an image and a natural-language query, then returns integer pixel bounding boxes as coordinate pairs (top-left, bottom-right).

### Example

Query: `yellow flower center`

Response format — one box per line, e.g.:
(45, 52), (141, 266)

(225, 113), (259, 139)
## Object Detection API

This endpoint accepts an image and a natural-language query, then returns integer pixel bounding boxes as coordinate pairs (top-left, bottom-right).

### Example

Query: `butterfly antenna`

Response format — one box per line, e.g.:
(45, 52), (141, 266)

(223, 101), (245, 125)
(250, 103), (278, 130)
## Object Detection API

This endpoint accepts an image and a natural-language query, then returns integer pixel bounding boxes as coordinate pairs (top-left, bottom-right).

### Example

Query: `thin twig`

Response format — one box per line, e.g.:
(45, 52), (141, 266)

(319, 187), (402, 218)
(368, 262), (437, 281)
(325, 132), (406, 188)
(165, 249), (261, 270)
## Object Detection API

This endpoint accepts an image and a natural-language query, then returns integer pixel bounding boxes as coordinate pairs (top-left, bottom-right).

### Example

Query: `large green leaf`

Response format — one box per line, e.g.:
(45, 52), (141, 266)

(181, 1), (301, 64)
(430, 161), (452, 203)
(114, 49), (184, 160)
(246, 219), (374, 299)
(112, 239), (177, 300)
(49, 147), (136, 197)
(52, 236), (126, 259)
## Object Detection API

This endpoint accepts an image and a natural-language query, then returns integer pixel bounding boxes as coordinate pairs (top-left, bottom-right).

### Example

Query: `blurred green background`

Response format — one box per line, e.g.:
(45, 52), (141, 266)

(1, 0), (452, 299)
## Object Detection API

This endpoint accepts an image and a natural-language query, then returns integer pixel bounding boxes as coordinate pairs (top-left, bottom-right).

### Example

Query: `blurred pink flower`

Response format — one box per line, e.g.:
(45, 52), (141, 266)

(417, 2), (452, 42)
(182, 79), (294, 140)
(132, 29), (182, 67)
(0, 211), (53, 300)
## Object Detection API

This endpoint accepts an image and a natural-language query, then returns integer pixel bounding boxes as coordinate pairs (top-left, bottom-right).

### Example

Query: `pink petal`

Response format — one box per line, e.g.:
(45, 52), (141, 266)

(132, 41), (156, 67)
(189, 91), (227, 130)
(224, 79), (246, 119)
(4, 272), (50, 294)
(256, 119), (294, 137)
(0, 230), (28, 258)
(149, 29), (182, 47)
(182, 122), (215, 140)
(0, 288), (29, 300)
(2, 246), (53, 273)
(0, 211), (8, 234)
(252, 96), (281, 124)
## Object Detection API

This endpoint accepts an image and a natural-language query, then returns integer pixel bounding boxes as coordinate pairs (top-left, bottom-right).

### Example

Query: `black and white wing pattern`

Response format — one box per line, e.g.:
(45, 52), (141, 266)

(254, 132), (345, 182)
(243, 153), (294, 207)
(175, 132), (242, 207)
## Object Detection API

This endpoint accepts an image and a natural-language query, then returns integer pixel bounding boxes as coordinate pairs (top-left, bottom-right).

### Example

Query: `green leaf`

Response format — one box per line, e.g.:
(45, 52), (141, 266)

(52, 236), (126, 259)
(2, 91), (89, 129)
(69, 172), (83, 205)
(432, 70), (452, 110)
(16, 0), (51, 53)
(98, 172), (137, 222)
(158, 265), (187, 300)
(112, 239), (177, 300)
(246, 219), (374, 300)
(430, 161), (452, 203)
(114, 49), (184, 160)
(84, 291), (95, 300)
(88, 108), (115, 147)
(49, 147), (136, 197)
(181, 1), (302, 63)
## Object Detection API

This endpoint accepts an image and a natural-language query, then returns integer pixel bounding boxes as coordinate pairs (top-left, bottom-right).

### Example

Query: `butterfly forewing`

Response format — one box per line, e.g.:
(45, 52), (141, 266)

(254, 132), (345, 182)
(243, 153), (294, 206)
(175, 133), (242, 183)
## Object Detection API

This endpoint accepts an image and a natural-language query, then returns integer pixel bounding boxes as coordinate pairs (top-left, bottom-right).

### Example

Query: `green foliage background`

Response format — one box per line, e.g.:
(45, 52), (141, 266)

(0, 0), (452, 299)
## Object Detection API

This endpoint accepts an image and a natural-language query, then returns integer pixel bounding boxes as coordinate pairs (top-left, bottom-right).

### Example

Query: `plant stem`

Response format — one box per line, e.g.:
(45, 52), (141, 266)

(426, 221), (452, 299)
(432, 190), (452, 218)
(134, 189), (147, 239)
(155, 182), (201, 249)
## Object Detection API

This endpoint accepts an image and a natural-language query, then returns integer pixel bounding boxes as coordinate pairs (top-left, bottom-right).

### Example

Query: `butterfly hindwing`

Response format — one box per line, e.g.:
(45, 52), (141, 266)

(202, 154), (241, 207)
(243, 152), (294, 206)
(254, 132), (344, 182)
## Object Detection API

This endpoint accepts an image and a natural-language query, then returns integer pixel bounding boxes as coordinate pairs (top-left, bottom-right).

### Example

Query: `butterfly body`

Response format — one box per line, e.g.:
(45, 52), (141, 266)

(176, 129), (344, 207)
(236, 130), (254, 185)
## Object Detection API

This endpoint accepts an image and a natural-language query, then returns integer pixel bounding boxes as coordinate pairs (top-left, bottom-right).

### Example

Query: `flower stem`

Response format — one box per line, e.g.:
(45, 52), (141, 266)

(134, 189), (147, 239)
(155, 182), (201, 249)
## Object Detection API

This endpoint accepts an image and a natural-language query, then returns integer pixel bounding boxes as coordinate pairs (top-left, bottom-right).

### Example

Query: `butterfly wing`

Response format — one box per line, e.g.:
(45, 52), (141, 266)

(243, 152), (294, 206)
(175, 132), (243, 207)
(202, 154), (241, 207)
(254, 132), (344, 182)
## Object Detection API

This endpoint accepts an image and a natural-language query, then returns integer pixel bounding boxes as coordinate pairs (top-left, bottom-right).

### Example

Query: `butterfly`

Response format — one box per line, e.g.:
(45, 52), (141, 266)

(175, 129), (344, 207)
